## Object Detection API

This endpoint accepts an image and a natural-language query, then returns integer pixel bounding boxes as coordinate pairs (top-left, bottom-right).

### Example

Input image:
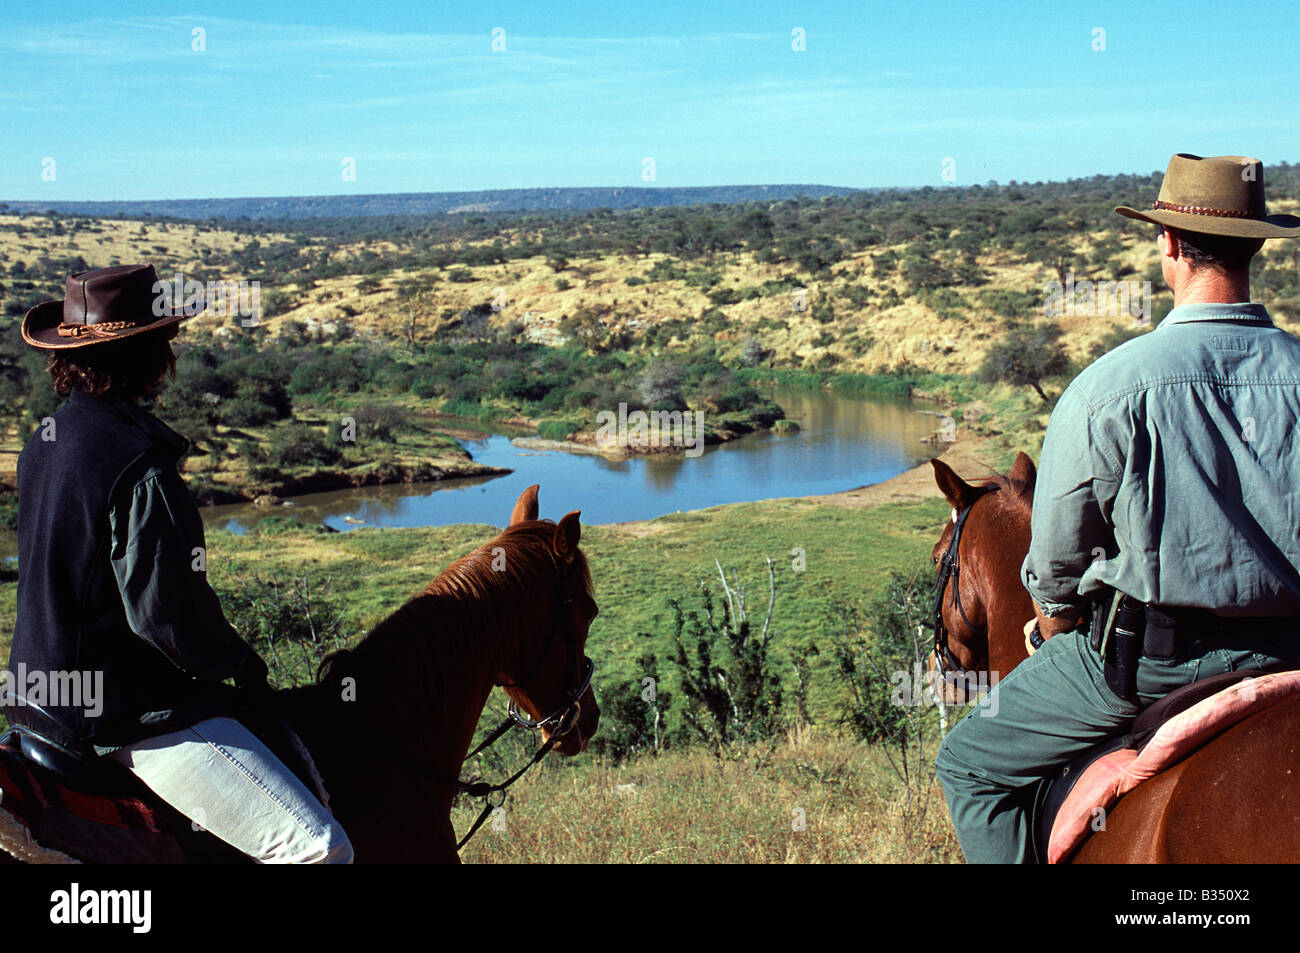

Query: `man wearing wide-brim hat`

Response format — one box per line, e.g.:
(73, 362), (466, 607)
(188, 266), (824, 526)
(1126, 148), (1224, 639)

(936, 155), (1300, 863)
(8, 263), (351, 863)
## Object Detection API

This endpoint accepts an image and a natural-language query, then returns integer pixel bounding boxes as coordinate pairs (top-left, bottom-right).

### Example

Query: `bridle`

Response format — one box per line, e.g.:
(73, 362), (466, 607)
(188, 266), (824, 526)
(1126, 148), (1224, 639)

(500, 559), (593, 734)
(930, 483), (999, 678)
(430, 557), (596, 850)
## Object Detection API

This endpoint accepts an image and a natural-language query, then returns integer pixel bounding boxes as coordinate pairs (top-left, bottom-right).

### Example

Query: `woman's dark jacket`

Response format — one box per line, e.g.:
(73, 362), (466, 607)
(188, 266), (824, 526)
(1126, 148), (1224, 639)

(7, 389), (261, 754)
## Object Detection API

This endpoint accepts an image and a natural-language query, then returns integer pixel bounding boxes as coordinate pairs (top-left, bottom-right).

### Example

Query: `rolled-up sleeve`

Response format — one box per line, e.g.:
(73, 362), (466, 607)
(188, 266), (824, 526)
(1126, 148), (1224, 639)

(1020, 386), (1122, 616)
(109, 462), (257, 681)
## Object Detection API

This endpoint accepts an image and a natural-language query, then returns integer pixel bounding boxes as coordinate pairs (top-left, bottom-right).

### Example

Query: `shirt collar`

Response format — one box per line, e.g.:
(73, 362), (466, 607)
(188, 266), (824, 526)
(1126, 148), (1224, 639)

(1158, 301), (1273, 329)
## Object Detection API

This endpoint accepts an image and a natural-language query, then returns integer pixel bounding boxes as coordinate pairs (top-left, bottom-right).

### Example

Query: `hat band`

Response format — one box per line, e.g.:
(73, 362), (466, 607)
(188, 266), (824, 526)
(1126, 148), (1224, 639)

(1152, 199), (1253, 219)
(56, 320), (143, 339)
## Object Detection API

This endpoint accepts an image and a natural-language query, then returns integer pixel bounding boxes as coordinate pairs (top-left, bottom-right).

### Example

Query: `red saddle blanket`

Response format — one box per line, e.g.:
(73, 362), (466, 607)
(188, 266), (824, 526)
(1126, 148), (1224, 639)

(0, 737), (189, 863)
(1048, 669), (1300, 864)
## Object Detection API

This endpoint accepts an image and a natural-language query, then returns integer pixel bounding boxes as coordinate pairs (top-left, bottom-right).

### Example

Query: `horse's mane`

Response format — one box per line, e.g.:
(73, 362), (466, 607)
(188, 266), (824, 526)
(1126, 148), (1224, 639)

(313, 520), (590, 746)
(973, 473), (1033, 519)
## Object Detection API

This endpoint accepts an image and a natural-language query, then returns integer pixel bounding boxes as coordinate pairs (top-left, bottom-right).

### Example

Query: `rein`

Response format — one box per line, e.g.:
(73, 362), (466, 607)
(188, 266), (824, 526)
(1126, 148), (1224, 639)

(931, 483), (999, 678)
(427, 560), (595, 851)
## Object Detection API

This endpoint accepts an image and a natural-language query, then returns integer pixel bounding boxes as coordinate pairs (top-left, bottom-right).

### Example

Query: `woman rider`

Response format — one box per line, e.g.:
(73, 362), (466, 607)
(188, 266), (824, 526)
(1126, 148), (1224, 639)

(8, 264), (351, 863)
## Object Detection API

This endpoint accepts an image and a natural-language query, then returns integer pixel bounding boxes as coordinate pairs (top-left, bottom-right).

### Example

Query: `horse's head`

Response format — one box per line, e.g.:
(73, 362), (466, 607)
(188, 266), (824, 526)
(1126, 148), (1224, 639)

(494, 485), (600, 756)
(929, 452), (1037, 697)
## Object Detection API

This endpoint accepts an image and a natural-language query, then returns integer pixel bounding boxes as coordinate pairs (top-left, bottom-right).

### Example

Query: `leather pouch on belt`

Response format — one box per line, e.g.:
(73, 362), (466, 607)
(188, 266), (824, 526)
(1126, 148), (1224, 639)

(1143, 606), (1177, 659)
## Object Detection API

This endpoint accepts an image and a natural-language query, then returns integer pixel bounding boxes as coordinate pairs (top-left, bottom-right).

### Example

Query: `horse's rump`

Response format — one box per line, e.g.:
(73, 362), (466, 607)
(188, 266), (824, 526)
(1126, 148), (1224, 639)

(1038, 670), (1300, 863)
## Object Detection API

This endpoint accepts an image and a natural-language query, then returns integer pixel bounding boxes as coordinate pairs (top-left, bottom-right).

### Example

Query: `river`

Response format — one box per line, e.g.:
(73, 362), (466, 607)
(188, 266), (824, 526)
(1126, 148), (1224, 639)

(198, 387), (941, 532)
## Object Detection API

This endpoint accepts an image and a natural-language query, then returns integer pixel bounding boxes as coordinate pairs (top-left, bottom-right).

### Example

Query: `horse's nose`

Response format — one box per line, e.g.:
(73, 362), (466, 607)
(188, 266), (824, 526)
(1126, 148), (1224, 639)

(574, 688), (600, 752)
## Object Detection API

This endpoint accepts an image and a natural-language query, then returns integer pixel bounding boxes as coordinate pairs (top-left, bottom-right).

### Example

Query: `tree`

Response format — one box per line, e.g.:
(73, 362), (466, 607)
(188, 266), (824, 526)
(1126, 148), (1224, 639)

(637, 360), (684, 409)
(980, 321), (1069, 401)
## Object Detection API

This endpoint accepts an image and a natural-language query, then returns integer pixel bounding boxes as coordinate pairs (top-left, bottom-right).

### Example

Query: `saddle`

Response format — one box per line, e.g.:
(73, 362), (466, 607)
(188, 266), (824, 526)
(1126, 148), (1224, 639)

(0, 717), (323, 864)
(1030, 666), (1300, 864)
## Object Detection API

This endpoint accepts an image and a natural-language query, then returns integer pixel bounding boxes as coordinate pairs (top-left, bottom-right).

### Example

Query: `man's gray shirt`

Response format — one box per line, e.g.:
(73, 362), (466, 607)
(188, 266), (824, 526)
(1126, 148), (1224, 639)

(1022, 301), (1300, 618)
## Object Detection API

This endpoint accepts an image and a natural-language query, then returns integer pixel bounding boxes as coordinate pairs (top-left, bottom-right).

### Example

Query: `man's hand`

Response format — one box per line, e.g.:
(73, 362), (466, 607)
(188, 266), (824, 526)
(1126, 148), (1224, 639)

(1023, 605), (1085, 656)
(234, 651), (274, 700)
(1023, 618), (1040, 656)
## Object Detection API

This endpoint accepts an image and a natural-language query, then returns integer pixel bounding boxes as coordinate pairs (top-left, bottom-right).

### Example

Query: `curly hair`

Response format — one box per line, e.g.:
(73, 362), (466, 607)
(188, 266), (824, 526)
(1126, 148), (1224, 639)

(46, 326), (178, 400)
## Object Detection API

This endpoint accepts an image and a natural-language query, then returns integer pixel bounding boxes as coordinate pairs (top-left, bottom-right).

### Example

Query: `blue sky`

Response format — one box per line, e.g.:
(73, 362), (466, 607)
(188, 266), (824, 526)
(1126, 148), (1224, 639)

(2, 1), (1298, 200)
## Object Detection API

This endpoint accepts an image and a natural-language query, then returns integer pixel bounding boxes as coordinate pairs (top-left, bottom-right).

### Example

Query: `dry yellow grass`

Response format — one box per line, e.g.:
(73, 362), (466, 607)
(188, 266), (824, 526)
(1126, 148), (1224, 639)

(455, 725), (961, 864)
(8, 204), (1299, 389)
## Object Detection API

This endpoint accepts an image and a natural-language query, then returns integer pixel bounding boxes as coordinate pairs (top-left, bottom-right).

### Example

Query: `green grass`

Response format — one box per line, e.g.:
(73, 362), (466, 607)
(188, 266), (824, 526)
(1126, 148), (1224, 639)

(190, 492), (950, 726)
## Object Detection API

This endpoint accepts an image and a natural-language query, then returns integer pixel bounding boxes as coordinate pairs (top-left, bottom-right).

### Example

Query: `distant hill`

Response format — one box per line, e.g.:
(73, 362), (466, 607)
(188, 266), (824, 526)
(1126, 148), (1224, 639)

(0, 185), (864, 221)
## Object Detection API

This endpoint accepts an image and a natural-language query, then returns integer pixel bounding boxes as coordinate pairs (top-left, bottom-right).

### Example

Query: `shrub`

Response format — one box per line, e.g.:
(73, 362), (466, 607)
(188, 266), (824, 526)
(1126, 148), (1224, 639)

(265, 424), (342, 468)
(411, 375), (440, 399)
(261, 289), (296, 317)
(670, 563), (784, 748)
(588, 648), (672, 762)
(212, 574), (350, 688)
(683, 268), (721, 289)
(0, 492), (18, 531)
(537, 417), (583, 440)
(219, 378), (293, 427)
(340, 403), (410, 443)
(829, 564), (948, 829)
(440, 397), (483, 419)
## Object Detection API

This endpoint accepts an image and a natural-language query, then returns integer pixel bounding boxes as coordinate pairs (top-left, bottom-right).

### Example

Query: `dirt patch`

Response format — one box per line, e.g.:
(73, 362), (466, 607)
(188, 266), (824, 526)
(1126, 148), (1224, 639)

(599, 519), (677, 539)
(812, 437), (999, 509)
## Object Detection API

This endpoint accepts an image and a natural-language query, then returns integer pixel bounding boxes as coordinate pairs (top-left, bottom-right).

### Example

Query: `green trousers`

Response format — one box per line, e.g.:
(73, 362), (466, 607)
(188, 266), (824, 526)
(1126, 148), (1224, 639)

(934, 628), (1300, 864)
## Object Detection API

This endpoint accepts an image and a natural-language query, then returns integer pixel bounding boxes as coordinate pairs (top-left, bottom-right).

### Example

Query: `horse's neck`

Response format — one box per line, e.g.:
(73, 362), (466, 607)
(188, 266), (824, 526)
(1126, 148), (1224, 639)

(281, 593), (512, 859)
(986, 514), (1035, 682)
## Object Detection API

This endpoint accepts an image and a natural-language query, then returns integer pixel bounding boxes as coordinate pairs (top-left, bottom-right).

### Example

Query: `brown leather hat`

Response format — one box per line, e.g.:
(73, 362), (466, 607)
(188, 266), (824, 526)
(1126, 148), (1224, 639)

(21, 263), (205, 350)
(1115, 154), (1300, 238)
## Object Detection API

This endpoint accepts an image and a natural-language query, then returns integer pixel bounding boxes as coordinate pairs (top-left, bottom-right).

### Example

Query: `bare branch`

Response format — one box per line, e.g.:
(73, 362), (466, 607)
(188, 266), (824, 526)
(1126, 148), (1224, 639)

(760, 557), (777, 650)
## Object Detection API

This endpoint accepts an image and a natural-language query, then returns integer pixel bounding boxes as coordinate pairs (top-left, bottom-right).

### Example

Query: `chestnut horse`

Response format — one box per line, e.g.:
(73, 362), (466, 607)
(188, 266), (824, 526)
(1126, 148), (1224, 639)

(278, 483), (600, 863)
(930, 452), (1300, 862)
(1, 484), (600, 864)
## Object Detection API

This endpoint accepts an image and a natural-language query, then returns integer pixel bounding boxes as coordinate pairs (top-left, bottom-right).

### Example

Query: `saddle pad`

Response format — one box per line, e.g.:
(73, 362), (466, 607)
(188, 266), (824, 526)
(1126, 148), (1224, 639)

(1048, 669), (1300, 863)
(0, 738), (184, 863)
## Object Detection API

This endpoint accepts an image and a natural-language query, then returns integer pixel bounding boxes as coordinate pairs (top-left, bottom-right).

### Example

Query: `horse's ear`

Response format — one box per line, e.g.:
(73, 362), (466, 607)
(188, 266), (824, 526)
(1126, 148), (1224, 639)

(930, 458), (976, 510)
(1009, 451), (1037, 494)
(553, 511), (582, 562)
(510, 484), (540, 525)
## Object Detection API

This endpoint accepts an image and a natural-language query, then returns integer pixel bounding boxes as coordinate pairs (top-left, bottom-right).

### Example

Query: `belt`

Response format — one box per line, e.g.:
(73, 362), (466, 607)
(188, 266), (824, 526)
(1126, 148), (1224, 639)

(1142, 604), (1298, 658)
(1090, 592), (1300, 702)
(1090, 594), (1298, 655)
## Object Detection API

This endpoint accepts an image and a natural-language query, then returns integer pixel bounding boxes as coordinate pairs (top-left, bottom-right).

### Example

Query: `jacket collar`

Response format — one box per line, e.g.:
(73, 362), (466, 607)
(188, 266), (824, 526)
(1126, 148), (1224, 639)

(1158, 301), (1273, 328)
(66, 390), (190, 461)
